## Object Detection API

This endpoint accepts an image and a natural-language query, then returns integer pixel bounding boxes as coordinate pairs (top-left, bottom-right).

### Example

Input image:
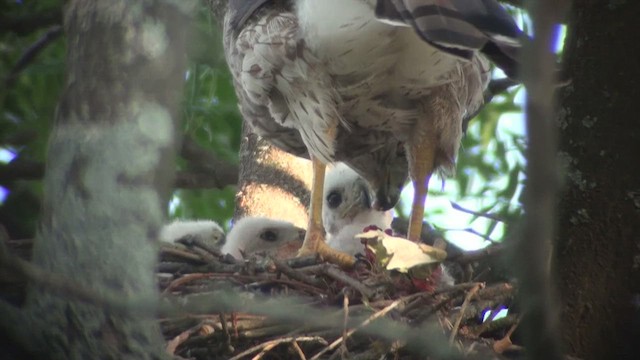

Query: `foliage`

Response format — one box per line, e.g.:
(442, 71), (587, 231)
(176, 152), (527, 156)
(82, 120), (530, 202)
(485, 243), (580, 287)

(0, 2), (526, 245)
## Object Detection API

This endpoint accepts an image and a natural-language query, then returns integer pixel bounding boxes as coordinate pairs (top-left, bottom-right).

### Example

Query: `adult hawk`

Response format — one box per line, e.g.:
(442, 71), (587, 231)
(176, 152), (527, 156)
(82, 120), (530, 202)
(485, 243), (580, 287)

(223, 0), (521, 266)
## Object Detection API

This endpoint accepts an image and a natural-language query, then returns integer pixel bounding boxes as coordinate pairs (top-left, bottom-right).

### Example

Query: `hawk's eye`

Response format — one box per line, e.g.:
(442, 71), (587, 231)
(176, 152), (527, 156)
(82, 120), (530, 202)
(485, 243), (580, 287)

(327, 191), (342, 209)
(260, 230), (278, 242)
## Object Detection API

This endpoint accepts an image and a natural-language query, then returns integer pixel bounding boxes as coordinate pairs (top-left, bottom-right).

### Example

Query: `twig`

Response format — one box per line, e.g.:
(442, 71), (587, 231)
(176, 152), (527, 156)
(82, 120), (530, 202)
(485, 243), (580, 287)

(401, 282), (480, 316)
(291, 340), (307, 360)
(492, 318), (521, 354)
(449, 283), (483, 345)
(4, 26), (63, 88)
(165, 321), (214, 355)
(219, 313), (234, 352)
(273, 258), (323, 288)
(449, 201), (507, 223)
(309, 298), (404, 360)
(447, 243), (506, 263)
(163, 273), (213, 294)
(445, 227), (498, 243)
(466, 314), (519, 338)
(176, 235), (223, 257)
(341, 292), (350, 357)
(319, 264), (374, 299)
(160, 244), (207, 264)
(227, 336), (327, 360)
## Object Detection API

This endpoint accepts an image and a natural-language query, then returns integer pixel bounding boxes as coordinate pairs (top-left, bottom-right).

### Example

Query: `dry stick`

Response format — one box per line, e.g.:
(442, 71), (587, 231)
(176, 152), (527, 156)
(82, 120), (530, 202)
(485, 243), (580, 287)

(466, 314), (519, 338)
(219, 313), (234, 352)
(402, 282), (481, 316)
(163, 273), (213, 294)
(320, 265), (374, 299)
(291, 340), (307, 360)
(449, 201), (507, 223)
(341, 293), (350, 357)
(493, 318), (521, 354)
(165, 320), (214, 355)
(273, 258), (323, 288)
(161, 245), (207, 263)
(309, 298), (404, 360)
(176, 236), (223, 257)
(449, 283), (483, 345)
(227, 336), (327, 360)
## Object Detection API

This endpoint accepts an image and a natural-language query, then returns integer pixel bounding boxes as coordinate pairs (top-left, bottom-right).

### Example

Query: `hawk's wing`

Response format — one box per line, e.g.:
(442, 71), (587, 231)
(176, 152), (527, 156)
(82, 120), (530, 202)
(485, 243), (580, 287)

(229, 0), (523, 78)
(224, 2), (310, 158)
(374, 0), (522, 77)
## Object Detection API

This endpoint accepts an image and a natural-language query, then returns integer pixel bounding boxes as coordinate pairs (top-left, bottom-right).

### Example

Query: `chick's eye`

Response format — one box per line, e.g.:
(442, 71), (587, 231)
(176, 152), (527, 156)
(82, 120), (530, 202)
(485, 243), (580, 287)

(260, 230), (278, 242)
(327, 191), (342, 209)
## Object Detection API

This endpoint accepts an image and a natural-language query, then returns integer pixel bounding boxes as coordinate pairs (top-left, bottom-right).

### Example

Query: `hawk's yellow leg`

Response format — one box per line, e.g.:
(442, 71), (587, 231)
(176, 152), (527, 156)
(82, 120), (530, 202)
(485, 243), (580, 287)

(297, 157), (356, 268)
(406, 136), (437, 243)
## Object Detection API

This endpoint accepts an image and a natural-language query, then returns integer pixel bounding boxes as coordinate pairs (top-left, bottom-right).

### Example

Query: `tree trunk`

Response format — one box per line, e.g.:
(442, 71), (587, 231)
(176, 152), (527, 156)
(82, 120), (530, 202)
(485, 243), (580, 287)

(234, 124), (312, 228)
(22, 1), (192, 358)
(557, 2), (640, 359)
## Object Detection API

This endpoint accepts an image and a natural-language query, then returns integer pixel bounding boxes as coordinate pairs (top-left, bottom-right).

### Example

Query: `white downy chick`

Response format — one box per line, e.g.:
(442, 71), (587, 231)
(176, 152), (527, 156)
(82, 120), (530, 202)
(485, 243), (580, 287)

(160, 220), (225, 248)
(323, 163), (392, 255)
(322, 164), (453, 287)
(221, 217), (306, 259)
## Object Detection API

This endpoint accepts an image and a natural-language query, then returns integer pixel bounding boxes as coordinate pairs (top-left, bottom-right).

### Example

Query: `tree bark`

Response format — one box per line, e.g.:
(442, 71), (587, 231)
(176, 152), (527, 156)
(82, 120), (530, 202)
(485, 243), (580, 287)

(557, 1), (640, 359)
(234, 124), (311, 228)
(203, 0), (312, 227)
(20, 1), (193, 358)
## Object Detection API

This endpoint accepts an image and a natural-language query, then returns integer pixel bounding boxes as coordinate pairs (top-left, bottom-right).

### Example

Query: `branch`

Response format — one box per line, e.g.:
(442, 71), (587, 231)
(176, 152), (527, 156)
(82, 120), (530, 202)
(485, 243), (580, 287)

(180, 136), (238, 188)
(0, 10), (63, 36)
(450, 201), (508, 223)
(0, 138), (239, 189)
(4, 25), (63, 89)
(515, 0), (565, 358)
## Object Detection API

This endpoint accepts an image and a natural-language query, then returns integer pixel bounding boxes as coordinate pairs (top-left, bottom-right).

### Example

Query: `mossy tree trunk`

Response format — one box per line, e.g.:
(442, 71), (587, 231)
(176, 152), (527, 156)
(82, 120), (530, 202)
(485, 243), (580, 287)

(557, 1), (640, 359)
(20, 1), (192, 358)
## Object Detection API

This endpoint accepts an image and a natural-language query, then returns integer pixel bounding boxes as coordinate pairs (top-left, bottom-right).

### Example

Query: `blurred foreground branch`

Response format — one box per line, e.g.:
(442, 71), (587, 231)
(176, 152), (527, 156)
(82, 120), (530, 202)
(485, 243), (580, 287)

(514, 0), (566, 358)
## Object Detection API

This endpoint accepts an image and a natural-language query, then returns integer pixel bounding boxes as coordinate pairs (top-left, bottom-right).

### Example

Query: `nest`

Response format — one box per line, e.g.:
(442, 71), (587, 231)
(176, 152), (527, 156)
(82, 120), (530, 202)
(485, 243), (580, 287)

(156, 236), (519, 360)
(1, 233), (519, 359)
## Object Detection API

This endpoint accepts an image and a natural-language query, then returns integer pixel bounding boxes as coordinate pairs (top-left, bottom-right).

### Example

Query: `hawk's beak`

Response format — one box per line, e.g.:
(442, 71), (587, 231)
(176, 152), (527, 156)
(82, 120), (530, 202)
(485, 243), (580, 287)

(371, 174), (401, 211)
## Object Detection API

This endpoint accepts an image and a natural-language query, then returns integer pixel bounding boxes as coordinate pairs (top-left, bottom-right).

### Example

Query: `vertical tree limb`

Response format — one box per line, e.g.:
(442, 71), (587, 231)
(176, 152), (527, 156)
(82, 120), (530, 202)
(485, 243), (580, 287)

(23, 1), (194, 358)
(514, 0), (566, 359)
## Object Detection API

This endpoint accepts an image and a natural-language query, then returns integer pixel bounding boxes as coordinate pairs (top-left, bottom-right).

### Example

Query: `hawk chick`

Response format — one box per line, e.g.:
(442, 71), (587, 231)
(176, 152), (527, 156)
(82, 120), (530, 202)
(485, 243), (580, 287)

(323, 163), (392, 255)
(160, 220), (225, 249)
(221, 217), (305, 259)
